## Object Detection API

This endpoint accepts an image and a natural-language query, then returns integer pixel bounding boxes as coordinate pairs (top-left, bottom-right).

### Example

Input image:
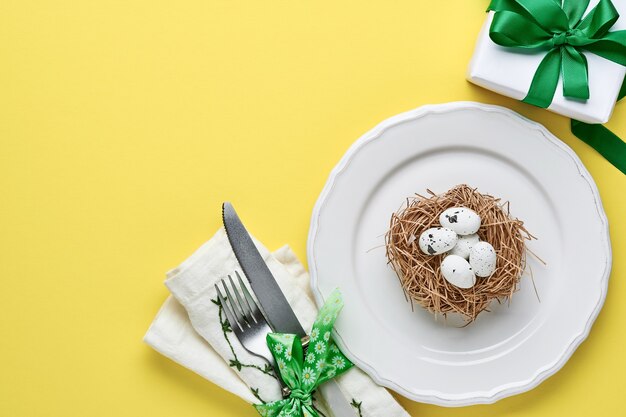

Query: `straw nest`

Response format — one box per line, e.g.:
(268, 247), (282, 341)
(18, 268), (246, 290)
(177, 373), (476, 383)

(385, 184), (536, 323)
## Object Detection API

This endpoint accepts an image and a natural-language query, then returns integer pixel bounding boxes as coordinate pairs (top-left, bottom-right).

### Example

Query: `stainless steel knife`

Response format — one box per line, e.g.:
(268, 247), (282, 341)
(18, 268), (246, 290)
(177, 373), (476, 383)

(222, 202), (302, 334)
(222, 202), (357, 417)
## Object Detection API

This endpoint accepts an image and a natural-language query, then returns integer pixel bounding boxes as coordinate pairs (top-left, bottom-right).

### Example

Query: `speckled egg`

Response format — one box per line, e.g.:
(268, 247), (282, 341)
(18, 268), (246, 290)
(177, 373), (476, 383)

(469, 241), (497, 277)
(441, 255), (476, 289)
(439, 207), (481, 235)
(418, 227), (458, 256)
(449, 233), (480, 259)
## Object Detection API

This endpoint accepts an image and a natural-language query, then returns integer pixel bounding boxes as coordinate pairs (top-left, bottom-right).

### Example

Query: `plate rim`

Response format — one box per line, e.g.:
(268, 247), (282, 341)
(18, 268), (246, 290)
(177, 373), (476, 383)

(307, 101), (612, 407)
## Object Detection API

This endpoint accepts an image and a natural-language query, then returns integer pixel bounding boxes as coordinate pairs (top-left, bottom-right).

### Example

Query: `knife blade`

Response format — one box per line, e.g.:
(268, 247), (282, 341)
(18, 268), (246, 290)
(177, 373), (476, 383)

(222, 202), (304, 335)
(222, 202), (357, 417)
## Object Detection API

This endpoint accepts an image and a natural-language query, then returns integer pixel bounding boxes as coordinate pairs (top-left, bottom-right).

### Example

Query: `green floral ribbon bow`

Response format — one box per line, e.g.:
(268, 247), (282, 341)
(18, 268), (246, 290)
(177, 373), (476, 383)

(254, 289), (353, 417)
(488, 0), (626, 108)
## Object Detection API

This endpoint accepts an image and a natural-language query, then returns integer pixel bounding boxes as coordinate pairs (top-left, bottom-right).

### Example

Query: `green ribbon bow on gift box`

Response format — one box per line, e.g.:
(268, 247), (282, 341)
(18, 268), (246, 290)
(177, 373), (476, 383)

(253, 289), (353, 417)
(488, 0), (626, 107)
(487, 0), (626, 174)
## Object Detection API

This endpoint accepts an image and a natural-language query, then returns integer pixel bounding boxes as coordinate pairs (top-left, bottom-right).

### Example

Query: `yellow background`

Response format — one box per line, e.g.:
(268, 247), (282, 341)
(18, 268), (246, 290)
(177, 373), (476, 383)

(1, 1), (625, 416)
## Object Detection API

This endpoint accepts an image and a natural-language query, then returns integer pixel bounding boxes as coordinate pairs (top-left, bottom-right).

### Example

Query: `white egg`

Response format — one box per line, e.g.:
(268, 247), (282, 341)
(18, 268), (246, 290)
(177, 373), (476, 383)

(418, 227), (458, 255)
(469, 241), (497, 277)
(441, 255), (476, 289)
(439, 207), (481, 235)
(449, 233), (480, 259)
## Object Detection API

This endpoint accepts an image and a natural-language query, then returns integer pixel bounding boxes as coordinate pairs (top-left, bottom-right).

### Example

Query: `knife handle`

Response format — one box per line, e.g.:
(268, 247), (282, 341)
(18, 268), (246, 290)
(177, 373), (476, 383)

(319, 380), (358, 417)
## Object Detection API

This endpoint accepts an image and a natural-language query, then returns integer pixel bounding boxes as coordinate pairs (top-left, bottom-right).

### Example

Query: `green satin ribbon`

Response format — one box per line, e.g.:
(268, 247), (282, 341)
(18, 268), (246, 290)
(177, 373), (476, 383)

(487, 0), (626, 175)
(254, 290), (353, 417)
(571, 77), (626, 174)
(488, 0), (626, 107)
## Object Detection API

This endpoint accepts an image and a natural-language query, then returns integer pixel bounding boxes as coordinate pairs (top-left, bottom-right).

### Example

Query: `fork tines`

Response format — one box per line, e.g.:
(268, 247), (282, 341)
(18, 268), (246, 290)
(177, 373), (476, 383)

(215, 271), (263, 332)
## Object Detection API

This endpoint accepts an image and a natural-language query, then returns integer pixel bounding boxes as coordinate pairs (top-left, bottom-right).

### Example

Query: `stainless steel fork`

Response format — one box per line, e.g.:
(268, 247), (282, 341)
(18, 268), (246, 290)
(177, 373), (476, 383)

(216, 271), (297, 397)
(215, 271), (275, 366)
(216, 272), (346, 415)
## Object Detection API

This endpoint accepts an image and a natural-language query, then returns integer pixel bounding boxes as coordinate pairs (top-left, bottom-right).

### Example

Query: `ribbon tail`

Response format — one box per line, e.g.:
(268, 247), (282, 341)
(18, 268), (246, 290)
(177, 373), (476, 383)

(561, 46), (589, 100)
(571, 119), (626, 174)
(305, 403), (320, 417)
(523, 48), (562, 108)
(569, 75), (626, 175)
(254, 399), (292, 417)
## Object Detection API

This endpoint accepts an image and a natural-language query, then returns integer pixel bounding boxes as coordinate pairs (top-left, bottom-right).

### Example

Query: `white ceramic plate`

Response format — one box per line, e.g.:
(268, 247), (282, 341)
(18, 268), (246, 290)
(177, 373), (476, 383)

(307, 102), (611, 407)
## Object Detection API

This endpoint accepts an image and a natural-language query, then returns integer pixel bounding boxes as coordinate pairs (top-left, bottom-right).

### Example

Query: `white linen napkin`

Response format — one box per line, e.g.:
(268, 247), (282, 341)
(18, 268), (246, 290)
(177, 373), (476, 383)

(144, 228), (409, 417)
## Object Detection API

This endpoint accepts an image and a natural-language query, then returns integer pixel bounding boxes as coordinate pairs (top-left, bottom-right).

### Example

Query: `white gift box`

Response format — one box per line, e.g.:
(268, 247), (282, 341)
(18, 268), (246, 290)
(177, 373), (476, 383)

(467, 0), (626, 123)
